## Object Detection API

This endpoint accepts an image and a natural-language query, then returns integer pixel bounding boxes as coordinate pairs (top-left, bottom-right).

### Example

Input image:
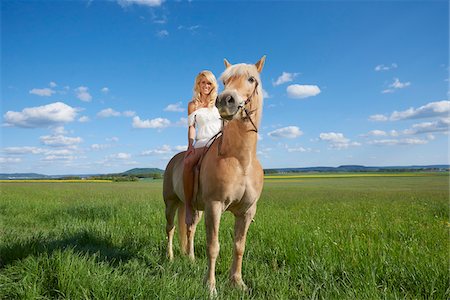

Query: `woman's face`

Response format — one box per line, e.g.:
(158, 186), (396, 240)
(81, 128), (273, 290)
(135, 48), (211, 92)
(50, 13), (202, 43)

(199, 76), (213, 96)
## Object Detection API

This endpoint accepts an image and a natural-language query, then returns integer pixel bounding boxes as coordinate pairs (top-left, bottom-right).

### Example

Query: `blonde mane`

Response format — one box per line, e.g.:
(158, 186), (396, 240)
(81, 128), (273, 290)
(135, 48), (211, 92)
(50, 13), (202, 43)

(220, 63), (263, 102)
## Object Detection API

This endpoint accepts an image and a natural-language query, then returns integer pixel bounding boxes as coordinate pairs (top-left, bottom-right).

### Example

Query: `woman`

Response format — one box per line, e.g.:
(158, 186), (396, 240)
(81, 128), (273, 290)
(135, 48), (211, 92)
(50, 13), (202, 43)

(184, 70), (221, 226)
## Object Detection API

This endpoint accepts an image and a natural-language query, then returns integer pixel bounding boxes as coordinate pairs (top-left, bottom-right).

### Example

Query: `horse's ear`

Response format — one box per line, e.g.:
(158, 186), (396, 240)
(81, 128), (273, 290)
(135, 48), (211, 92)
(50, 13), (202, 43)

(255, 55), (266, 73)
(224, 59), (232, 69)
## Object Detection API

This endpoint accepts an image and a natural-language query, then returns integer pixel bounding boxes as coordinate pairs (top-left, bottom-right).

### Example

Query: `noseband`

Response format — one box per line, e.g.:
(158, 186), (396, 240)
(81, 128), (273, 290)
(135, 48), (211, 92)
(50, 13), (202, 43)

(204, 77), (260, 157)
(226, 78), (260, 133)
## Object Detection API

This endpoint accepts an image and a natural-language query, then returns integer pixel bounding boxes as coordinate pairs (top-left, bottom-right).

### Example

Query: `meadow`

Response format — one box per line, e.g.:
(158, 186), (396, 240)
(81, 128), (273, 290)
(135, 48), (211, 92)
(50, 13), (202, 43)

(0, 174), (448, 299)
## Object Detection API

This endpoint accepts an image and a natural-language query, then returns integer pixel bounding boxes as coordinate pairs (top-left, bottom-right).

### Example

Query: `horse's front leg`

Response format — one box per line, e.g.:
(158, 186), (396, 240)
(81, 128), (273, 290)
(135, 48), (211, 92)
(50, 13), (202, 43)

(204, 201), (222, 296)
(230, 202), (257, 291)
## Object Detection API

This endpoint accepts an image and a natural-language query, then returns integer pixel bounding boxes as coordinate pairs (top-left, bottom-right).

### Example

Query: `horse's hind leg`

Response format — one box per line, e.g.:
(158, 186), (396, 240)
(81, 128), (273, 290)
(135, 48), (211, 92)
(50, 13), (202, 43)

(187, 211), (203, 261)
(230, 202), (257, 291)
(165, 197), (180, 261)
(177, 203), (188, 255)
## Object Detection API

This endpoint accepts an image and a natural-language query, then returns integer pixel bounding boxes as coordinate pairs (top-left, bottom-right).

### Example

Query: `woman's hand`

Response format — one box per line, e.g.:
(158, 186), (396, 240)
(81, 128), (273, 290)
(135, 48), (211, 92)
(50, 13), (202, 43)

(185, 145), (195, 158)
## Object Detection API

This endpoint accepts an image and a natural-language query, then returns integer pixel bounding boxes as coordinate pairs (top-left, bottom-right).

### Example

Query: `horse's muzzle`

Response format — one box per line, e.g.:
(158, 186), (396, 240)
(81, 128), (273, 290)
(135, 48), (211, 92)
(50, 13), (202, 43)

(216, 90), (242, 119)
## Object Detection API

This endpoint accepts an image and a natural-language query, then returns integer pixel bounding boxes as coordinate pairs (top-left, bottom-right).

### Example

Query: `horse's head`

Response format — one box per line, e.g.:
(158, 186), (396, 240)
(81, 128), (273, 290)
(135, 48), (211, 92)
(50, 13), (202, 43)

(216, 56), (265, 123)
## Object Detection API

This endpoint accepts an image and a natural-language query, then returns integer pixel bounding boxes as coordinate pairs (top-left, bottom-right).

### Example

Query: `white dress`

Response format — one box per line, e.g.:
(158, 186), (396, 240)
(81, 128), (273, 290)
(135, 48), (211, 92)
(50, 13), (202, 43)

(187, 107), (222, 148)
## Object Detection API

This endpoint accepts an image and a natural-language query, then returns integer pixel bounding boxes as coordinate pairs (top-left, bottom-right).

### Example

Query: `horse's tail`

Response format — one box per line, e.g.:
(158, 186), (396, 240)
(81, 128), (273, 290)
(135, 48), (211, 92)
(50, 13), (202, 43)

(177, 204), (188, 254)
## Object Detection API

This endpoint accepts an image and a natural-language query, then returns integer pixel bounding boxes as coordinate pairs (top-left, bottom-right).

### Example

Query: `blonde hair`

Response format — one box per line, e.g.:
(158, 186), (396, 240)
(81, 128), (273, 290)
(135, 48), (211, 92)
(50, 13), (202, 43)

(192, 70), (218, 109)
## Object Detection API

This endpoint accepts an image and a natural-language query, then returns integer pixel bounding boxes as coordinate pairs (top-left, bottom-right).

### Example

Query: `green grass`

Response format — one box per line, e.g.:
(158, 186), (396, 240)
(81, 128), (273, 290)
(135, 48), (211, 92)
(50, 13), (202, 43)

(1, 175), (449, 299)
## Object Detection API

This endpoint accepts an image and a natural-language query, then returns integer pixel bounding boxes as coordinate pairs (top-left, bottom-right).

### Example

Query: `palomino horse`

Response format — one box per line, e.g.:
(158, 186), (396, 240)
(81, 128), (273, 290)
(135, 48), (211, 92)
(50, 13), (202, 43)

(163, 56), (265, 295)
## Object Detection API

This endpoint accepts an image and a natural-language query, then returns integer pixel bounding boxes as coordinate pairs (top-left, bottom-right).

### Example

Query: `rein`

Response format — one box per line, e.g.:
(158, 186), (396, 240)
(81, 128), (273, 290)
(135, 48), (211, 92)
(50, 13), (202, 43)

(200, 78), (260, 158)
(237, 79), (259, 133)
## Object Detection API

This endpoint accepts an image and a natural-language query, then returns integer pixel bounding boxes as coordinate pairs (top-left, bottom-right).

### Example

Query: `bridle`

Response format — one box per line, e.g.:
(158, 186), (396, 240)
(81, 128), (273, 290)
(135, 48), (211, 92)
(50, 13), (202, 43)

(204, 76), (260, 157)
(219, 76), (259, 133)
(236, 77), (259, 133)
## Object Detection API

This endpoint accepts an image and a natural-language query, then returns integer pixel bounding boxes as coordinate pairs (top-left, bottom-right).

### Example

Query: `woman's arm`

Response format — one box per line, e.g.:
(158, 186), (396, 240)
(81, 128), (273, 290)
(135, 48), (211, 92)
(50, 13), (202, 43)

(185, 101), (196, 157)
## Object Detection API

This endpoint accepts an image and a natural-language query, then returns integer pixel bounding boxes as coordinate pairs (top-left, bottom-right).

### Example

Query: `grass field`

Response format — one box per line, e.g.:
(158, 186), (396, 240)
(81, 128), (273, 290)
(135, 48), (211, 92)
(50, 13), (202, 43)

(1, 174), (449, 299)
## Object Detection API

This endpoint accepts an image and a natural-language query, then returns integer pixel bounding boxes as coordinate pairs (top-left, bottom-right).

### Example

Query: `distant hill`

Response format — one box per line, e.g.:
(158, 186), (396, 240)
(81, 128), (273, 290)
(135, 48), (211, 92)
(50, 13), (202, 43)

(121, 168), (164, 175)
(264, 165), (450, 174)
(0, 173), (49, 179)
(1, 165), (447, 180)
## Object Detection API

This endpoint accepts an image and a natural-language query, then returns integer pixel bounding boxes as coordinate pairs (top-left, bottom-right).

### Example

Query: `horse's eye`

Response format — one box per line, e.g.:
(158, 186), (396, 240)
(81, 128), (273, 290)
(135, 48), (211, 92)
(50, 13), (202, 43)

(248, 77), (255, 83)
(222, 81), (226, 86)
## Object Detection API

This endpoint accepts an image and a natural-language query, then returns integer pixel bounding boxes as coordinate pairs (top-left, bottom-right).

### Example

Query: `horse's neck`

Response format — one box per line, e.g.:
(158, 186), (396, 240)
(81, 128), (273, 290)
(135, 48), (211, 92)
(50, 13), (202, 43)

(221, 120), (258, 164)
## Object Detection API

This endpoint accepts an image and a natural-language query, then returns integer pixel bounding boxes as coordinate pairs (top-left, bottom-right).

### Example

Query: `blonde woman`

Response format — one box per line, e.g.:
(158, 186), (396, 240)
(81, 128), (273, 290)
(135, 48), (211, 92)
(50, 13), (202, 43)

(184, 70), (221, 226)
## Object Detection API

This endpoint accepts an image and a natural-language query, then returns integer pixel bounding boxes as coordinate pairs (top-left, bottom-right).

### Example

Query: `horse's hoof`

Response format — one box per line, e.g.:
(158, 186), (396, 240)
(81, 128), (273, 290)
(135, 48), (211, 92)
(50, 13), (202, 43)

(231, 278), (248, 292)
(209, 287), (217, 298)
(205, 279), (217, 298)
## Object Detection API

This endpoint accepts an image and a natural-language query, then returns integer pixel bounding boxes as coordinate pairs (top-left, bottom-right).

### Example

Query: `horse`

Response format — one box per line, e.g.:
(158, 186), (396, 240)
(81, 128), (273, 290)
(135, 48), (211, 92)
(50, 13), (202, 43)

(162, 56), (265, 295)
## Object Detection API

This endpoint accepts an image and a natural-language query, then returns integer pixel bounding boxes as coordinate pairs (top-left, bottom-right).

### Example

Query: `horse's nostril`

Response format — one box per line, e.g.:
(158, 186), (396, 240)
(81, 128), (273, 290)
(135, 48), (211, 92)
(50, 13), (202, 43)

(226, 96), (235, 104)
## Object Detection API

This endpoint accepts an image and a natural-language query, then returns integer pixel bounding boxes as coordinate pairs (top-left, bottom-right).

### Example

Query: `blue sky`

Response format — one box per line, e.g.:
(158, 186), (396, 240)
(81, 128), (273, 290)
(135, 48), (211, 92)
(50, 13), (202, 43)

(1, 0), (449, 175)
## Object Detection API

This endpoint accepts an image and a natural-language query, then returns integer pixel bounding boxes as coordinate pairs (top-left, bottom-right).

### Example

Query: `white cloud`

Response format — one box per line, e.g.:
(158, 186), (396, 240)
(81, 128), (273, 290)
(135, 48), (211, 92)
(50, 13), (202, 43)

(3, 102), (78, 128)
(273, 72), (298, 86)
(1, 147), (79, 159)
(40, 134), (82, 147)
(2, 146), (45, 155)
(369, 101), (450, 122)
(402, 118), (449, 135)
(262, 88), (271, 99)
(367, 130), (387, 137)
(91, 144), (111, 150)
(49, 82), (58, 88)
(140, 144), (187, 156)
(390, 78), (411, 89)
(0, 157), (22, 163)
(287, 84), (321, 99)
(52, 126), (68, 135)
(287, 146), (312, 153)
(78, 116), (90, 122)
(76, 86), (92, 102)
(157, 30), (169, 38)
(101, 87), (109, 94)
(174, 145), (187, 151)
(108, 152), (131, 160)
(319, 132), (361, 149)
(123, 111), (136, 117)
(44, 149), (75, 156)
(390, 100), (449, 121)
(42, 155), (78, 162)
(164, 102), (184, 112)
(374, 63), (398, 71)
(152, 14), (168, 24)
(174, 117), (188, 127)
(382, 78), (411, 93)
(97, 108), (121, 118)
(362, 130), (402, 138)
(390, 130), (399, 137)
(117, 0), (163, 7)
(369, 114), (389, 122)
(141, 144), (172, 155)
(177, 25), (201, 34)
(368, 138), (429, 146)
(29, 88), (56, 97)
(268, 126), (303, 139)
(132, 116), (170, 129)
